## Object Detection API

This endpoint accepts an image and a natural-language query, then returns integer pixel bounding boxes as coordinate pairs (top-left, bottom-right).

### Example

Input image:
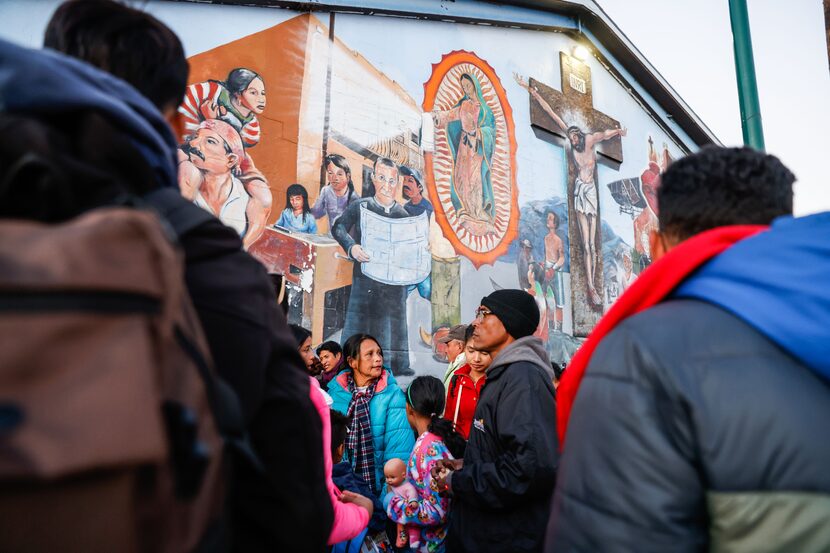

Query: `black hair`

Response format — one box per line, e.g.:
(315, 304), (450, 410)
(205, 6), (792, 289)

(459, 73), (476, 96)
(343, 333), (382, 365)
(225, 68), (262, 97)
(545, 210), (559, 229)
(288, 324), (311, 348)
(528, 261), (545, 286)
(0, 111), (157, 222)
(317, 340), (343, 357)
(324, 153), (355, 196)
(464, 324), (475, 343)
(398, 165), (423, 201)
(44, 0), (188, 112)
(373, 156), (398, 173)
(329, 409), (351, 460)
(285, 183), (311, 223)
(566, 125), (586, 152)
(659, 146), (794, 241)
(406, 376), (466, 458)
(551, 362), (565, 381)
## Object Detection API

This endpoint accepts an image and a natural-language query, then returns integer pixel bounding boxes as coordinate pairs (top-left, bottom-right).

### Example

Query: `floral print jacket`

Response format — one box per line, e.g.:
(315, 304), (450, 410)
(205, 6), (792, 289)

(384, 432), (453, 552)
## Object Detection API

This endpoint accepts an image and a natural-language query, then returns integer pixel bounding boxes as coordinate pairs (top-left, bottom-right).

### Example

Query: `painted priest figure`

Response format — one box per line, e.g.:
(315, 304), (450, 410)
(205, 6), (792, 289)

(332, 156), (430, 376)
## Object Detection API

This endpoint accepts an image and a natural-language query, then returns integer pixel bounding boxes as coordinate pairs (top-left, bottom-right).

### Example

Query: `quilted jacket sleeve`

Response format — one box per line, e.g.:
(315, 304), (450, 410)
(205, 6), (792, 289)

(545, 324), (706, 553)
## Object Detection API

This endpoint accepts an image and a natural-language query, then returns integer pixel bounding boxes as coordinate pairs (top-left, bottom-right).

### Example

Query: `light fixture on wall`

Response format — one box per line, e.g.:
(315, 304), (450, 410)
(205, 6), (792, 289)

(572, 45), (590, 61)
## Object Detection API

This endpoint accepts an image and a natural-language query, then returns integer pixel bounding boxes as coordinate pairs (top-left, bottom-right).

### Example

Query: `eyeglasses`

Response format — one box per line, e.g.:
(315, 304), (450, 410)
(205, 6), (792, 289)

(474, 307), (493, 321)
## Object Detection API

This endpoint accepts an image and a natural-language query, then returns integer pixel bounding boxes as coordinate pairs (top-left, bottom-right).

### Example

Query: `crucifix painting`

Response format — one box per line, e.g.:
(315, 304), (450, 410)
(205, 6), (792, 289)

(515, 51), (626, 335)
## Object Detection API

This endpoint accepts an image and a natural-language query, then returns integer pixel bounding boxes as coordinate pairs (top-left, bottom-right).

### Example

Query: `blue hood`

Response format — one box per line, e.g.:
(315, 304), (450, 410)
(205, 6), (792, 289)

(0, 39), (177, 188)
(675, 212), (830, 383)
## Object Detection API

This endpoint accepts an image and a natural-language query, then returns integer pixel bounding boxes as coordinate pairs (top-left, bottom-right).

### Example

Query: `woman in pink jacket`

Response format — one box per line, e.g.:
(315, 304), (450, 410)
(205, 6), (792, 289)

(294, 325), (374, 544)
(308, 378), (374, 544)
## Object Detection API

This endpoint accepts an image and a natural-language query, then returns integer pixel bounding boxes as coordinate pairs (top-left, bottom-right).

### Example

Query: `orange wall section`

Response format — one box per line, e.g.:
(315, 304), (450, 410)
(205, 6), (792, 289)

(185, 14), (317, 226)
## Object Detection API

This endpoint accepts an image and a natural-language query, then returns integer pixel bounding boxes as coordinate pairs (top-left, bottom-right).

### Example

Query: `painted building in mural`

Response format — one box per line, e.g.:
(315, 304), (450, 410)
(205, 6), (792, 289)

(0, 0), (717, 384)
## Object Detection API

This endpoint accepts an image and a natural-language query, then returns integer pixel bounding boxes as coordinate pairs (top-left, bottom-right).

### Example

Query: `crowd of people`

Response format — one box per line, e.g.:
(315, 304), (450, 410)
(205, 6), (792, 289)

(287, 288), (557, 552)
(0, 1), (828, 553)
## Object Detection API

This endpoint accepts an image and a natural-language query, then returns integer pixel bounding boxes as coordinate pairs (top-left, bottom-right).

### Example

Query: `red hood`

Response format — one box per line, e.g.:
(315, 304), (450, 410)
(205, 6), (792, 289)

(557, 225), (767, 448)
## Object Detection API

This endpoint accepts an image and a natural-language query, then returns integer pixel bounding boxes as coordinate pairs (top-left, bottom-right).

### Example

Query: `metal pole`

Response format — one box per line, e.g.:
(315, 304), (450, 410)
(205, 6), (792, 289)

(729, 0), (765, 150)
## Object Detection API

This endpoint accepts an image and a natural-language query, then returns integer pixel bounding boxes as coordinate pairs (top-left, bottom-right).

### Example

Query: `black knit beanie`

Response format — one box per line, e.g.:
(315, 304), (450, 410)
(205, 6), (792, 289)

(480, 289), (540, 339)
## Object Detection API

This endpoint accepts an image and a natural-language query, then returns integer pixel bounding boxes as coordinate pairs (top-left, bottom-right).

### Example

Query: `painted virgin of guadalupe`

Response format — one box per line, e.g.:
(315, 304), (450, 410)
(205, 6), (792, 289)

(433, 73), (497, 236)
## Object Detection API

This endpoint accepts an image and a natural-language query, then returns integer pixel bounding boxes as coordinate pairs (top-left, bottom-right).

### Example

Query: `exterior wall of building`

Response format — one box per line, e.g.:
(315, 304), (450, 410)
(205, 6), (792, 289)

(0, 0), (694, 383)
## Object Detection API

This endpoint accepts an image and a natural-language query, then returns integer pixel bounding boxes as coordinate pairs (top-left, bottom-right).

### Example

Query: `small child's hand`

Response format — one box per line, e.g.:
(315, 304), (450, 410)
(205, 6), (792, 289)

(340, 490), (374, 518)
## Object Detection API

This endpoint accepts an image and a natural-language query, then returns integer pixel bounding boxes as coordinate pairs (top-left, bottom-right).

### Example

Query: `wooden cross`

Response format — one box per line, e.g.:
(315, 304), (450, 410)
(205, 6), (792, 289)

(527, 51), (625, 336)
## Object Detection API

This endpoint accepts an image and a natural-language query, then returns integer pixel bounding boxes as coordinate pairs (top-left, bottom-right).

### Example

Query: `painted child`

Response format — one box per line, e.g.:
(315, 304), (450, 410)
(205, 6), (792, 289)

(384, 458), (421, 549)
(311, 153), (359, 227)
(274, 183), (317, 234)
(384, 376), (466, 553)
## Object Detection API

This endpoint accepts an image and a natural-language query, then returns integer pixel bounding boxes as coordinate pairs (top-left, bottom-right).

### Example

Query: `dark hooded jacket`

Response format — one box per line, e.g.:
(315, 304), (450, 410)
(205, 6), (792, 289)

(447, 336), (558, 553)
(331, 461), (386, 534)
(547, 213), (830, 552)
(0, 39), (332, 553)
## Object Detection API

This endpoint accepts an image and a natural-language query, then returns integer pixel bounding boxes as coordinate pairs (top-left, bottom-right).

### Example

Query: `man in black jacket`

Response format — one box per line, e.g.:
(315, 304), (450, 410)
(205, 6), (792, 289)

(433, 289), (558, 553)
(546, 147), (830, 552)
(39, 2), (333, 551)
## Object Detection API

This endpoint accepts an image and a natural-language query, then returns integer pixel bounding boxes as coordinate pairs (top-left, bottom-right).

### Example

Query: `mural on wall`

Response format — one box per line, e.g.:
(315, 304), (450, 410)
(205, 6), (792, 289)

(600, 220), (634, 310)
(515, 51), (626, 336)
(423, 51), (518, 267)
(331, 158), (430, 376)
(498, 196), (581, 366)
(607, 136), (674, 273)
(513, 200), (569, 333)
(520, 199), (576, 363)
(178, 69), (273, 249)
(170, 11), (688, 380)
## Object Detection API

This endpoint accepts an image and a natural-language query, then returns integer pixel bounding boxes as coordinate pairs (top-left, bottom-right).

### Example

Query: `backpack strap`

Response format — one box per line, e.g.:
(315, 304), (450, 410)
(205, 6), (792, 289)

(144, 188), (216, 238)
(146, 189), (266, 471)
(173, 326), (266, 474)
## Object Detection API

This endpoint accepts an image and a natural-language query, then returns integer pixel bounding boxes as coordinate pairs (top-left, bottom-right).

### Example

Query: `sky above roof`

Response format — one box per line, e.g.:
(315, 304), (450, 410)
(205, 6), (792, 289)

(597, 0), (830, 216)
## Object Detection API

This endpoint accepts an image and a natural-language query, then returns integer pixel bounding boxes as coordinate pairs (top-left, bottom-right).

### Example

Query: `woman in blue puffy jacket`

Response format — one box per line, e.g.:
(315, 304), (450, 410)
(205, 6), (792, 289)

(328, 333), (415, 494)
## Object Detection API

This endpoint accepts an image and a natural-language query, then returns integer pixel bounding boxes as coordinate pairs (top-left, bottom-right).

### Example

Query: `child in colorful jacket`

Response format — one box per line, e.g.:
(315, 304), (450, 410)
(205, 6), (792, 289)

(384, 377), (466, 552)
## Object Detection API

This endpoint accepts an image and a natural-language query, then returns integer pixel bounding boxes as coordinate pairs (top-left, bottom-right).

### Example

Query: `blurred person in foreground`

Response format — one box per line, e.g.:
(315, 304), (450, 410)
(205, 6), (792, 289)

(41, 1), (332, 550)
(291, 333), (373, 548)
(548, 146), (830, 552)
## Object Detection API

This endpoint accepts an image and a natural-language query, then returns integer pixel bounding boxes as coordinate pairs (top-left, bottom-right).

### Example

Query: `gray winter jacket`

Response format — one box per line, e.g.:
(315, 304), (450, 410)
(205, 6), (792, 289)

(546, 300), (830, 552)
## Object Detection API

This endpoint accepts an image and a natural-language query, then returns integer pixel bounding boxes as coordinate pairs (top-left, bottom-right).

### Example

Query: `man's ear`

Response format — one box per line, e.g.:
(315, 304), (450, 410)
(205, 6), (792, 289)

(227, 153), (239, 171)
(649, 229), (674, 262)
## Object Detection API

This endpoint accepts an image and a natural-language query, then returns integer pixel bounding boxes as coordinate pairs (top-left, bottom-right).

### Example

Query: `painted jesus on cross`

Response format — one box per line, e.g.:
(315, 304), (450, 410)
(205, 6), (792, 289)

(515, 73), (626, 306)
